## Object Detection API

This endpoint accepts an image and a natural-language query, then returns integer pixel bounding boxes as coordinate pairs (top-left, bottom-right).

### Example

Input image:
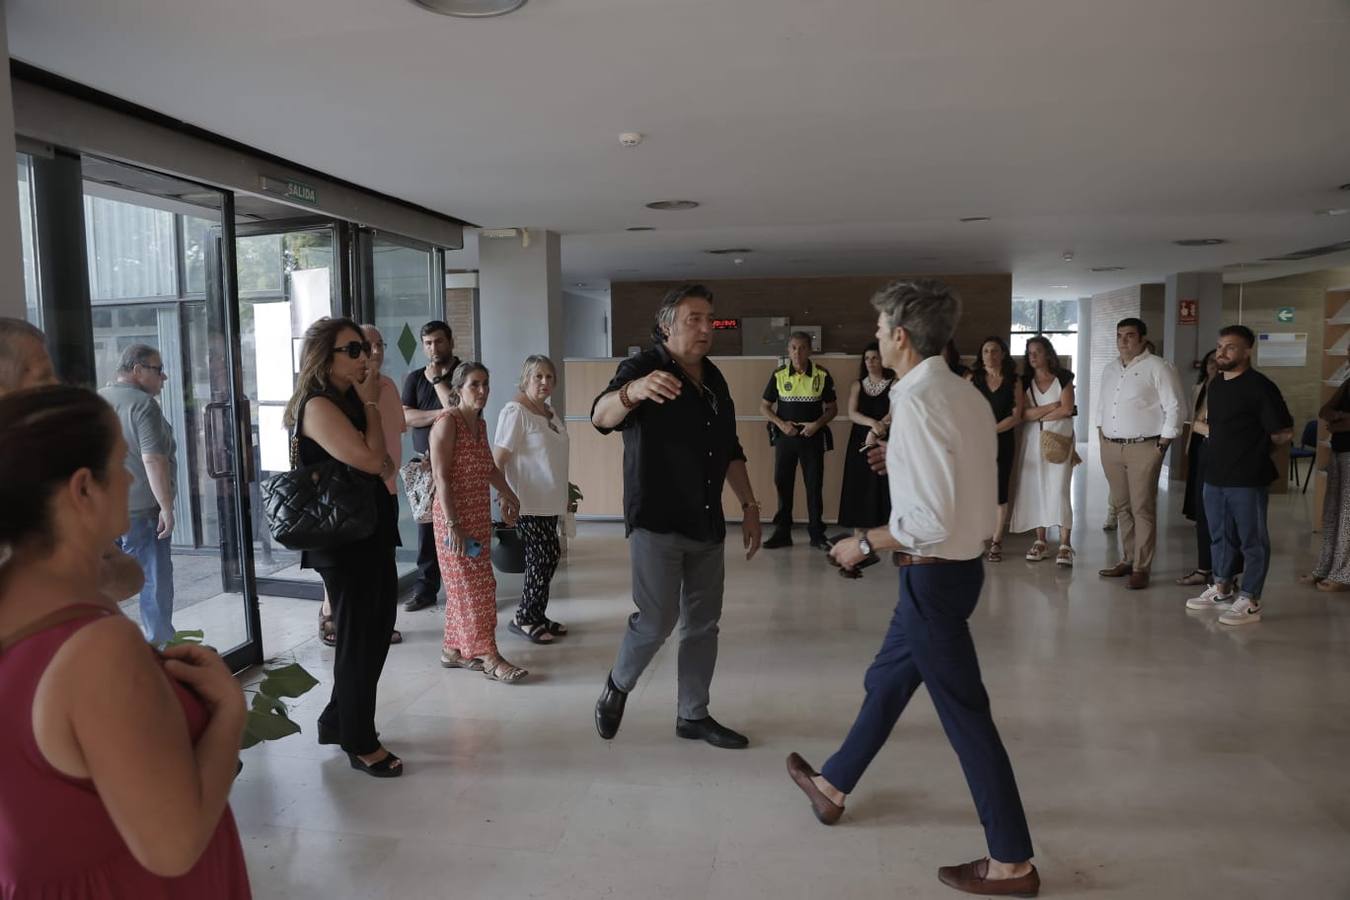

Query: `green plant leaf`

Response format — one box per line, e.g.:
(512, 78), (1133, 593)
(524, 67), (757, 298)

(257, 662), (319, 699)
(243, 707), (301, 744)
(251, 693), (288, 715)
(164, 629), (205, 647)
(241, 729), (262, 750)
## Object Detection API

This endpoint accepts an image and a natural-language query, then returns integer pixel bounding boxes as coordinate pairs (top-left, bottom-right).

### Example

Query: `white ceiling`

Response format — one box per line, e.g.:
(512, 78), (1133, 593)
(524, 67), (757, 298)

(9, 0), (1350, 300)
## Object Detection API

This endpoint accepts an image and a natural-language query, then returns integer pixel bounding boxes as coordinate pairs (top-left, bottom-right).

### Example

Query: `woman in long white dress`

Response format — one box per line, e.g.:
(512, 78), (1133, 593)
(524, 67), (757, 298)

(1009, 337), (1077, 566)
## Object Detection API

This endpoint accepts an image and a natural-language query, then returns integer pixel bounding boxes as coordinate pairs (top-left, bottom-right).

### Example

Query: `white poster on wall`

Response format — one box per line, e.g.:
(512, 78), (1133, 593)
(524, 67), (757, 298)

(1256, 332), (1308, 367)
(289, 268), (332, 334)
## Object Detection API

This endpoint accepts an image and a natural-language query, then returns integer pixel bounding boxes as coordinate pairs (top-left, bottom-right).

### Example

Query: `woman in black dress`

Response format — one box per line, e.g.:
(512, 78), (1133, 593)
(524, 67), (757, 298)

(968, 336), (1023, 562)
(837, 343), (893, 575)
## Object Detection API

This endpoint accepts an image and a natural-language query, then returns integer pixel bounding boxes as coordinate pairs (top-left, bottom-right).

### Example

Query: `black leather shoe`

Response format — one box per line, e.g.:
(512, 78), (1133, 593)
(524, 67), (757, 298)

(676, 715), (749, 749)
(404, 594), (436, 612)
(809, 538), (830, 550)
(595, 673), (628, 740)
(763, 532), (793, 549)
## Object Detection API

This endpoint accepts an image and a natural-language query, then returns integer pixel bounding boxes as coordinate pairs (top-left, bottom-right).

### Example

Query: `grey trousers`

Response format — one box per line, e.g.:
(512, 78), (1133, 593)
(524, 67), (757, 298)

(611, 528), (725, 720)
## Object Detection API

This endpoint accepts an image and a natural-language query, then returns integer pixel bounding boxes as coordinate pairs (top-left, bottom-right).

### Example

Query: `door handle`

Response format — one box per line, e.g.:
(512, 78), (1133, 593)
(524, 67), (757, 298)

(204, 402), (233, 479)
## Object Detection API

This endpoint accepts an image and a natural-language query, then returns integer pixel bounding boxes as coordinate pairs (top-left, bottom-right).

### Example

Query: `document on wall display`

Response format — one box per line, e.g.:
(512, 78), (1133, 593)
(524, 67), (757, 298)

(1256, 332), (1307, 367)
(289, 268), (332, 333)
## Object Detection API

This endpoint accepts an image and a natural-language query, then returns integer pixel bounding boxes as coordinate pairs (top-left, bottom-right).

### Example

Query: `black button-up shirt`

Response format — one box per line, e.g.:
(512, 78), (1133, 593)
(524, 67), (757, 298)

(592, 344), (746, 542)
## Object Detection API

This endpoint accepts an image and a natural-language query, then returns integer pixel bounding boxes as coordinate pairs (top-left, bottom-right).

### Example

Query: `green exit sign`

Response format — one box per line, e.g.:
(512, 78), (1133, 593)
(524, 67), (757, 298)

(1276, 306), (1295, 323)
(259, 175), (319, 206)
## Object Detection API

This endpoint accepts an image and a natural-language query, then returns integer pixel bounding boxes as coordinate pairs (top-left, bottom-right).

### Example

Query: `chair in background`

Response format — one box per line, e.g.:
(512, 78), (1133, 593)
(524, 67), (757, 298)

(1289, 419), (1318, 493)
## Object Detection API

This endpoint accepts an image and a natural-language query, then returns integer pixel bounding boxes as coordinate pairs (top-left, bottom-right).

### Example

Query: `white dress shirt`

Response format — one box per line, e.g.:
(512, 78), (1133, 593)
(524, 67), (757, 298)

(1096, 350), (1185, 440)
(886, 356), (998, 560)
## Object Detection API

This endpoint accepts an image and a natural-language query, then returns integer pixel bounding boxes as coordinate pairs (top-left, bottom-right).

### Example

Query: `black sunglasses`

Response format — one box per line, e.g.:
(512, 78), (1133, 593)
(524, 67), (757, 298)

(332, 341), (372, 359)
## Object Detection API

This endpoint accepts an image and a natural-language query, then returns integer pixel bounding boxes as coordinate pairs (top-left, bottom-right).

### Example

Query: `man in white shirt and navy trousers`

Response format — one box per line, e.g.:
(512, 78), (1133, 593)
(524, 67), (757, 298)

(1095, 318), (1185, 590)
(786, 280), (1039, 897)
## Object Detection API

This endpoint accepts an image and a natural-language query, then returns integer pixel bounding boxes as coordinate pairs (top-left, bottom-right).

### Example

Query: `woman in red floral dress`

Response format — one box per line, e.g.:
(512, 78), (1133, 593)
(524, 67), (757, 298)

(430, 363), (526, 682)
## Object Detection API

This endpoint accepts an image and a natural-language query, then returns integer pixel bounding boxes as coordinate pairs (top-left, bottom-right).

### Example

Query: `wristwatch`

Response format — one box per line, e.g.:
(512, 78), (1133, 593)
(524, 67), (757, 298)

(430, 373), (447, 386)
(858, 536), (873, 557)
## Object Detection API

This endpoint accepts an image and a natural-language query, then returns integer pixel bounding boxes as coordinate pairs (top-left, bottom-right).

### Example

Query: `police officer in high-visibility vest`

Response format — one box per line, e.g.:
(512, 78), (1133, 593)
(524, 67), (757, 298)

(762, 332), (838, 549)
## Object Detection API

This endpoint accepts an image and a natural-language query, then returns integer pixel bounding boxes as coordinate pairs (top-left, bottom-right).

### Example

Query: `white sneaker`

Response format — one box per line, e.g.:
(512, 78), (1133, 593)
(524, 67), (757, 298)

(1185, 584), (1234, 610)
(1219, 597), (1262, 626)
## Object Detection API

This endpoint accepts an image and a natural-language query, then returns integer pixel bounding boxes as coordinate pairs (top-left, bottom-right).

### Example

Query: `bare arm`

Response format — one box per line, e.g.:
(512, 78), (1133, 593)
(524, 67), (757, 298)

(303, 396), (391, 478)
(815, 400), (839, 429)
(1321, 381), (1350, 427)
(142, 454), (176, 538)
(403, 406), (443, 428)
(724, 459), (761, 560)
(593, 371), (683, 430)
(760, 397), (796, 434)
(43, 617), (245, 877)
(846, 382), (879, 430)
(993, 383), (1024, 434)
(1040, 383), (1076, 422)
(1270, 428), (1294, 446)
(430, 415), (458, 525)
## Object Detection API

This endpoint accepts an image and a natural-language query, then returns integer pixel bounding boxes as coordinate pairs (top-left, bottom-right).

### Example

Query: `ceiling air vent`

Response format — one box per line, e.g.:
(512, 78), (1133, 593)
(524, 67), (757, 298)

(1260, 239), (1350, 262)
(704, 248), (752, 255)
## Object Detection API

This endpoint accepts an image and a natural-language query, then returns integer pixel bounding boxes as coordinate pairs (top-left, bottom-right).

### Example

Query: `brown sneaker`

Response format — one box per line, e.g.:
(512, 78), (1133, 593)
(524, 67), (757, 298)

(1098, 562), (1132, 578)
(937, 858), (1040, 896)
(785, 752), (844, 825)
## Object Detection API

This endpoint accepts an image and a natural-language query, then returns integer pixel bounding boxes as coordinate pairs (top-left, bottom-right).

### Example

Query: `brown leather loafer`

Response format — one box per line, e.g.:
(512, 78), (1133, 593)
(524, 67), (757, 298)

(1098, 562), (1132, 577)
(937, 858), (1040, 896)
(1125, 571), (1150, 590)
(785, 752), (844, 825)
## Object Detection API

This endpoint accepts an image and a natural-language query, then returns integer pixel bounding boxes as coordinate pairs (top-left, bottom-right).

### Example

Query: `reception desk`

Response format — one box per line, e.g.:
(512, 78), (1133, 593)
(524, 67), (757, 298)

(564, 354), (861, 522)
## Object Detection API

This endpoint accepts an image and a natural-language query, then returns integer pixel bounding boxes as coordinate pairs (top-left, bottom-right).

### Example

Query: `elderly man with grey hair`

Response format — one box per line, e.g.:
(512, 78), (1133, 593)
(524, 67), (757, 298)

(785, 281), (1039, 897)
(0, 317), (144, 604)
(100, 343), (179, 645)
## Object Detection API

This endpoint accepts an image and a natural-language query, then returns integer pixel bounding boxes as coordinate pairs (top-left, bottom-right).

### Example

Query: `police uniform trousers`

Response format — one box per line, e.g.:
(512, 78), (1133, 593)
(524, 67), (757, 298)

(772, 432), (826, 543)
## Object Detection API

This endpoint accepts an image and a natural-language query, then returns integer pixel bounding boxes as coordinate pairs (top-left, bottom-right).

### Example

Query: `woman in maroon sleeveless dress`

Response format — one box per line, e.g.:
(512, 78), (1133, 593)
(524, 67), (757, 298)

(0, 385), (251, 898)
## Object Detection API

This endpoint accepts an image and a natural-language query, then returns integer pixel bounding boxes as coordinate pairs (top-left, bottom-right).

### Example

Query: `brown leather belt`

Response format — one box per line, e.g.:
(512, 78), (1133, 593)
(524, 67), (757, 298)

(892, 552), (946, 568)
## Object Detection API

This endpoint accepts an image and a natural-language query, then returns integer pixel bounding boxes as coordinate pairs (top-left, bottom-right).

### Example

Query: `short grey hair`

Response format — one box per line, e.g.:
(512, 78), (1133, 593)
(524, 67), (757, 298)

(788, 331), (813, 347)
(0, 318), (46, 390)
(651, 284), (714, 343)
(870, 279), (961, 358)
(518, 354), (556, 390)
(118, 344), (161, 374)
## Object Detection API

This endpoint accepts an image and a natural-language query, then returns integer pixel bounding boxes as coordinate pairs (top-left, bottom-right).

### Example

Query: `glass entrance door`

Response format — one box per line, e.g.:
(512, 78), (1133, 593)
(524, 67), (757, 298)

(226, 220), (346, 598)
(77, 157), (263, 669)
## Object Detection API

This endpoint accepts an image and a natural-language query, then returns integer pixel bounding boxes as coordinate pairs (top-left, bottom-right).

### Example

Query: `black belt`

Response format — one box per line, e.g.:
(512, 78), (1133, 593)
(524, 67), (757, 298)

(1102, 434), (1160, 445)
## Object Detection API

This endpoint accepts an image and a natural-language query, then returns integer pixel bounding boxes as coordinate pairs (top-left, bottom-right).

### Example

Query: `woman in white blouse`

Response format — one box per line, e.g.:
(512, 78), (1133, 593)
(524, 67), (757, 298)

(1008, 337), (1077, 566)
(493, 355), (571, 644)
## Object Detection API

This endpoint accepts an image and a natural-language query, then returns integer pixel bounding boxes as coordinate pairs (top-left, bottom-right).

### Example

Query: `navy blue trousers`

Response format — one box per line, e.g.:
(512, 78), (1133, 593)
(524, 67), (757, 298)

(821, 558), (1034, 862)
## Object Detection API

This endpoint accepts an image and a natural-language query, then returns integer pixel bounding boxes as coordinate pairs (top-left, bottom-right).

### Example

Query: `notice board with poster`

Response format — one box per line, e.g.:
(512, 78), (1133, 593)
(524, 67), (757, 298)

(1256, 332), (1308, 367)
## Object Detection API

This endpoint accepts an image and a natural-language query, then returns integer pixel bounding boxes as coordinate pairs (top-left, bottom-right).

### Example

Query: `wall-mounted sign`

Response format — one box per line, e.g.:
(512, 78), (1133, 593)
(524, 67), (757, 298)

(1275, 306), (1295, 324)
(1257, 332), (1308, 367)
(259, 175), (319, 206)
(712, 318), (740, 330)
(1178, 299), (1198, 325)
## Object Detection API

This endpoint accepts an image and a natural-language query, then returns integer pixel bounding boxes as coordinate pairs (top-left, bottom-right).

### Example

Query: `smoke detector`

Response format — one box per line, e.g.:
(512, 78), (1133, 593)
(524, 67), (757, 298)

(619, 132), (644, 147)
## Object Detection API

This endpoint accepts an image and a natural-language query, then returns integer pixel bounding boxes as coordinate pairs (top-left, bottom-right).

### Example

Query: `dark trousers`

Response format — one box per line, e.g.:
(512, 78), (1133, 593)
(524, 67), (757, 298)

(821, 559), (1034, 863)
(316, 543), (398, 756)
(515, 515), (561, 624)
(772, 434), (826, 542)
(1203, 484), (1271, 601)
(413, 521), (443, 602)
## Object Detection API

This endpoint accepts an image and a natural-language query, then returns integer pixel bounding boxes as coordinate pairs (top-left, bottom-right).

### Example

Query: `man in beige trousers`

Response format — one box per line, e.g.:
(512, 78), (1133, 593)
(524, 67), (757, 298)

(1096, 317), (1185, 590)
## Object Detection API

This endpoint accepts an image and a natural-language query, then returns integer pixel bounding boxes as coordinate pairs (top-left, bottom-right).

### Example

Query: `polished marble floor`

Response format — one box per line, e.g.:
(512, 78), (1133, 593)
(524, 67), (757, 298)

(233, 464), (1350, 899)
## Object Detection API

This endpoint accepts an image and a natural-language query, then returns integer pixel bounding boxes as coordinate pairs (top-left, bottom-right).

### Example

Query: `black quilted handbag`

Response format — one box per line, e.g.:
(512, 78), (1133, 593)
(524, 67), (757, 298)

(261, 398), (377, 551)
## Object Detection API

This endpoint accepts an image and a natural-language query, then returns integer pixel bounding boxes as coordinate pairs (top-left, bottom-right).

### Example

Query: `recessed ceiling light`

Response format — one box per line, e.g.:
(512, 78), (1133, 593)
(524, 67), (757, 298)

(1049, 284), (1070, 289)
(1315, 208), (1350, 217)
(625, 226), (655, 232)
(1090, 266), (1126, 272)
(1174, 238), (1226, 246)
(409, 0), (528, 17)
(704, 248), (752, 255)
(645, 200), (699, 211)
(958, 216), (991, 223)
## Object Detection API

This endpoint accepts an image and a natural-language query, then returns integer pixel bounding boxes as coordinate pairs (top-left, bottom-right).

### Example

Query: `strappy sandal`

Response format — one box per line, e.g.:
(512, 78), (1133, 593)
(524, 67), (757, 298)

(542, 617), (568, 637)
(319, 610), (336, 647)
(508, 616), (555, 645)
(440, 649), (485, 671)
(481, 656), (528, 683)
(1024, 540), (1048, 562)
(348, 750), (403, 778)
(986, 542), (1003, 563)
(1055, 545), (1074, 567)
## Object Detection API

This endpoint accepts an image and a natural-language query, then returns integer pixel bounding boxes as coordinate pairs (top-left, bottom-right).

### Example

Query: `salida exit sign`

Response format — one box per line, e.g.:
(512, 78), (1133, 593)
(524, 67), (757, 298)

(712, 318), (740, 330)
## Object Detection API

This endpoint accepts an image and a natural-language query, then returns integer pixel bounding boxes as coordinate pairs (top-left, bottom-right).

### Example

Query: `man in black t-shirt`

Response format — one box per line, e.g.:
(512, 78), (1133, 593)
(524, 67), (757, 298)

(1184, 325), (1293, 626)
(401, 320), (461, 612)
(761, 332), (837, 549)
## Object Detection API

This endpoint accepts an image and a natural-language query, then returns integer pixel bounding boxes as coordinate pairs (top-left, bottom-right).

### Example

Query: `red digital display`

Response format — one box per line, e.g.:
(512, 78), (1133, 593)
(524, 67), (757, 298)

(712, 318), (740, 330)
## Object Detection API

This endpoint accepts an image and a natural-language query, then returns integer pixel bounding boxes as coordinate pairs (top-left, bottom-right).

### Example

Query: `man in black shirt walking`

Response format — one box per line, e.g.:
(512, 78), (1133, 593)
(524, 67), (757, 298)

(401, 320), (461, 612)
(1184, 325), (1293, 626)
(590, 284), (762, 748)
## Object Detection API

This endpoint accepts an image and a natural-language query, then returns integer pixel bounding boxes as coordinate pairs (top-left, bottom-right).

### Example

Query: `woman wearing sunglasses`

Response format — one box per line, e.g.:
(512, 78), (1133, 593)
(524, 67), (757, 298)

(285, 317), (403, 778)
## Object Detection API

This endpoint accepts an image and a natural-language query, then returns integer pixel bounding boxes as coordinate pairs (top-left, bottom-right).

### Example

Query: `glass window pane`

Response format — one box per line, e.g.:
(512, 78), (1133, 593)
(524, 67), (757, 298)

(236, 234), (284, 294)
(1011, 298), (1038, 332)
(1041, 299), (1078, 331)
(83, 191), (178, 301)
(182, 215), (214, 295)
(17, 155), (40, 325)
